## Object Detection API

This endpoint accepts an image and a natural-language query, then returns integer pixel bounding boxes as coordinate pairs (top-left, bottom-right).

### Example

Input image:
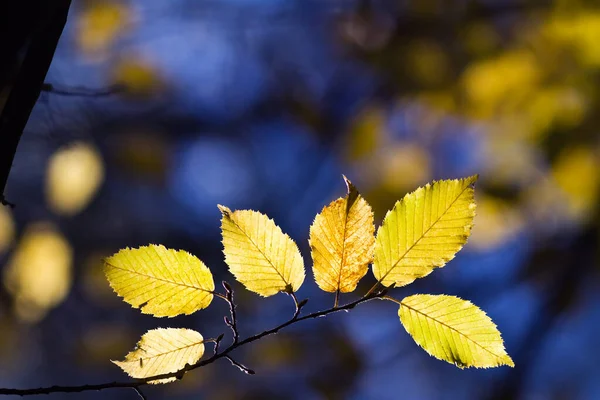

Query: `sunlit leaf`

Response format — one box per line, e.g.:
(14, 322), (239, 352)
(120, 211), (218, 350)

(373, 176), (477, 287)
(310, 176), (374, 293)
(104, 245), (214, 317)
(3, 223), (73, 323)
(113, 328), (205, 383)
(219, 205), (305, 296)
(46, 142), (104, 216)
(398, 294), (513, 368)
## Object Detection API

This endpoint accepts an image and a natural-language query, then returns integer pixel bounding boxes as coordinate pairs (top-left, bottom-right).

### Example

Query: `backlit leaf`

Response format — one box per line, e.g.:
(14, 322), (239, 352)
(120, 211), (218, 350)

(219, 206), (305, 296)
(113, 328), (204, 383)
(309, 176), (374, 293)
(398, 294), (513, 368)
(3, 223), (73, 323)
(104, 245), (214, 317)
(46, 142), (104, 216)
(373, 176), (477, 287)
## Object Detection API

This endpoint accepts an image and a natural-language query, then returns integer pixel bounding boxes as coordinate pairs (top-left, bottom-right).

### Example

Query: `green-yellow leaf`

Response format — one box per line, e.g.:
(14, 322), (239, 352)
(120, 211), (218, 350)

(373, 176), (477, 287)
(309, 176), (375, 293)
(219, 206), (305, 296)
(113, 328), (205, 383)
(104, 244), (214, 317)
(398, 294), (514, 368)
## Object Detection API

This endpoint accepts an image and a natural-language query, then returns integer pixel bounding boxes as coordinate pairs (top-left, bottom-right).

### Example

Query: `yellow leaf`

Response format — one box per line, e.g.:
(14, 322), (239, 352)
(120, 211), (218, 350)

(373, 176), (477, 287)
(219, 206), (304, 296)
(104, 245), (214, 317)
(113, 328), (204, 383)
(3, 223), (73, 323)
(309, 176), (374, 293)
(46, 142), (104, 216)
(398, 294), (513, 368)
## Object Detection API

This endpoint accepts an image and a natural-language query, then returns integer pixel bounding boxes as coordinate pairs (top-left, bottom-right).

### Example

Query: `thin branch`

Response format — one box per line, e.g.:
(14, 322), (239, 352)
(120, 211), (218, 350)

(224, 356), (255, 375)
(222, 281), (239, 344)
(40, 83), (124, 97)
(133, 387), (147, 400)
(212, 333), (225, 355)
(0, 289), (386, 396)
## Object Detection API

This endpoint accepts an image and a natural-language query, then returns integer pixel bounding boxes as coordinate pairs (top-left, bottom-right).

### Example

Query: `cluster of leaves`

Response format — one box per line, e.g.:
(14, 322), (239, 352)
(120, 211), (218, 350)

(104, 175), (513, 385)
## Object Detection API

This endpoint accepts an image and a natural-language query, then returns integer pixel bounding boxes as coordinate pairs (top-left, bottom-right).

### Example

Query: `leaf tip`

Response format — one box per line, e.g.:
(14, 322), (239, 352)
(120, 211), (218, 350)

(217, 204), (231, 216)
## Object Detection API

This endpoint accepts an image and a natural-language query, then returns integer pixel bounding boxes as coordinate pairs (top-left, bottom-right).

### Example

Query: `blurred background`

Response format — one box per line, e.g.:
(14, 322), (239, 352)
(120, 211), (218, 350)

(1, 0), (599, 399)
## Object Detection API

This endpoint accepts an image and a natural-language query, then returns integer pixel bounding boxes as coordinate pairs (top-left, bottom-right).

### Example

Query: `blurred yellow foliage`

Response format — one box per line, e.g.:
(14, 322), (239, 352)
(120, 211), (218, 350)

(46, 142), (104, 216)
(77, 1), (131, 61)
(526, 86), (588, 140)
(552, 146), (599, 222)
(115, 131), (170, 179)
(482, 133), (543, 186)
(462, 22), (500, 56)
(545, 12), (600, 68)
(380, 143), (431, 192)
(462, 50), (541, 118)
(113, 58), (162, 96)
(470, 196), (524, 250)
(3, 223), (73, 323)
(0, 206), (15, 255)
(346, 106), (386, 160)
(406, 40), (449, 86)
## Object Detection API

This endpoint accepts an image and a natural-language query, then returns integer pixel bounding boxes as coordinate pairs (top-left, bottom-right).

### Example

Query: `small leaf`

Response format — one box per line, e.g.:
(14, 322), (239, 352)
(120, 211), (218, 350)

(398, 294), (513, 368)
(373, 176), (477, 287)
(309, 176), (375, 293)
(219, 205), (305, 296)
(104, 244), (214, 317)
(113, 328), (205, 383)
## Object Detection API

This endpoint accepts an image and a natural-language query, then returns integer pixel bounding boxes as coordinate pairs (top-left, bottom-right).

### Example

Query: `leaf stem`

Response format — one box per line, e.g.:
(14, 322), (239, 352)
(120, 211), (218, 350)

(382, 295), (402, 305)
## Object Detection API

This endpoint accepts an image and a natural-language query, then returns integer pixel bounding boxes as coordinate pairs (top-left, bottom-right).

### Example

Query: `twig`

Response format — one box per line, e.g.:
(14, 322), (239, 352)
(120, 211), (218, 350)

(224, 356), (255, 375)
(0, 289), (386, 396)
(133, 387), (147, 400)
(222, 281), (239, 343)
(41, 83), (124, 97)
(212, 333), (225, 355)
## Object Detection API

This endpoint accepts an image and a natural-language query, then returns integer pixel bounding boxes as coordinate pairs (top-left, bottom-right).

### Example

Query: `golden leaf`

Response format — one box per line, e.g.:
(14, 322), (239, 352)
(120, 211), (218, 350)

(219, 206), (305, 296)
(373, 176), (477, 287)
(3, 223), (73, 323)
(398, 294), (513, 368)
(309, 176), (374, 293)
(46, 143), (104, 216)
(113, 328), (204, 383)
(104, 245), (214, 317)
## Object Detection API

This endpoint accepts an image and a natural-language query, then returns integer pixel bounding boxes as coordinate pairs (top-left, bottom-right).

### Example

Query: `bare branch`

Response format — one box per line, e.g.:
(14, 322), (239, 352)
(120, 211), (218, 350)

(40, 83), (124, 97)
(222, 281), (239, 344)
(224, 356), (255, 375)
(133, 387), (147, 400)
(0, 289), (385, 396)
